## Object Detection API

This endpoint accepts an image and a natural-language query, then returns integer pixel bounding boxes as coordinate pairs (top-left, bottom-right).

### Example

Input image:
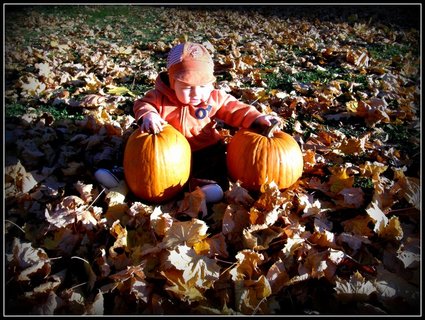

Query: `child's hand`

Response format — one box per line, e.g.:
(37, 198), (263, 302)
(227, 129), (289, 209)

(140, 112), (168, 134)
(252, 115), (281, 131)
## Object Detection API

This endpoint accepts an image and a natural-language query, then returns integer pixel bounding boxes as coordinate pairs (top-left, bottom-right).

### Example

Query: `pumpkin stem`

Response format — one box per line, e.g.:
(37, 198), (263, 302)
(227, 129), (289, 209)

(262, 118), (280, 138)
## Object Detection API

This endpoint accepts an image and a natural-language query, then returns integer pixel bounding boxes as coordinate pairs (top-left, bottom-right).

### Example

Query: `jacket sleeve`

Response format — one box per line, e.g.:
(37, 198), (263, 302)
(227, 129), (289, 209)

(214, 91), (263, 128)
(133, 90), (161, 124)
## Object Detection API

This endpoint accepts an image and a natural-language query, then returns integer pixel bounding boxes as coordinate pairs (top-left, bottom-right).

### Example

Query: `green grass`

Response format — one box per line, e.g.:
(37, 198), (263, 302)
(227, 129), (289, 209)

(5, 103), (27, 118)
(263, 66), (368, 92)
(5, 102), (84, 121)
(379, 123), (420, 147)
(5, 5), (167, 47)
(367, 43), (414, 60)
(353, 176), (374, 190)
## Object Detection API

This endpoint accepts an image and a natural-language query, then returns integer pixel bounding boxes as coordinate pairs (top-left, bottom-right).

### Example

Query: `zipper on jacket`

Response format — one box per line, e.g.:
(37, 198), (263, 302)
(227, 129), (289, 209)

(180, 106), (187, 136)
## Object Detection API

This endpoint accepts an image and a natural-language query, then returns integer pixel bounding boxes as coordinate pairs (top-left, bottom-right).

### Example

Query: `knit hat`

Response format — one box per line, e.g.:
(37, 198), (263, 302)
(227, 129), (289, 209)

(167, 42), (216, 86)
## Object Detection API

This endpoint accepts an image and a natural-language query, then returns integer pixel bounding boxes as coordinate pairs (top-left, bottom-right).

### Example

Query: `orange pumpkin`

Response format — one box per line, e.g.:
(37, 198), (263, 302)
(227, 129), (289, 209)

(123, 125), (191, 203)
(226, 122), (303, 191)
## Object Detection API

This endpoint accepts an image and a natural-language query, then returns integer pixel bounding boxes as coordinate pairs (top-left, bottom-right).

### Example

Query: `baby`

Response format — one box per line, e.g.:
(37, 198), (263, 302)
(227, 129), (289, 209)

(97, 42), (280, 203)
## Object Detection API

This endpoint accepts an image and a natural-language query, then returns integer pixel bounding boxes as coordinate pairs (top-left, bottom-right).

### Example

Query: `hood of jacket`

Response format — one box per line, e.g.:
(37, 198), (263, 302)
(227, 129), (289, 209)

(154, 71), (182, 105)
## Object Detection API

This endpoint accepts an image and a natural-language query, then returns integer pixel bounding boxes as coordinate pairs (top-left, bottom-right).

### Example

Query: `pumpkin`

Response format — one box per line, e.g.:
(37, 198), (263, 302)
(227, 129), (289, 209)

(226, 121), (303, 191)
(123, 124), (191, 203)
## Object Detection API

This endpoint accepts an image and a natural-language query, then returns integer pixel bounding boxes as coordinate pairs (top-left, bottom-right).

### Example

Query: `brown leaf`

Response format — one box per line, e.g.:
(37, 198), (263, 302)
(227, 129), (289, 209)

(178, 187), (208, 218)
(193, 232), (229, 258)
(234, 275), (272, 314)
(162, 219), (209, 249)
(224, 181), (254, 207)
(229, 250), (265, 281)
(7, 238), (51, 282)
(160, 268), (205, 303)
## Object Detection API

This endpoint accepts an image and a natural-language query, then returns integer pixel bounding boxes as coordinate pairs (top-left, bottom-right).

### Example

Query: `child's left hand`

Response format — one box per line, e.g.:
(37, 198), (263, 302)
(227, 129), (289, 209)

(252, 115), (281, 131)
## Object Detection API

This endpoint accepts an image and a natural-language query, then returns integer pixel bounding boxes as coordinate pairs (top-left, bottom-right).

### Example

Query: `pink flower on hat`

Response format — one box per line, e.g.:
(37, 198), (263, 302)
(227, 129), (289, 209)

(168, 42), (216, 87)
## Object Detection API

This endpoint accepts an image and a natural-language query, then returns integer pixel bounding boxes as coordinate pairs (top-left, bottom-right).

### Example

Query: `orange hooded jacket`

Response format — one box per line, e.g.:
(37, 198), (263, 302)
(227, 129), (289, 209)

(133, 72), (264, 151)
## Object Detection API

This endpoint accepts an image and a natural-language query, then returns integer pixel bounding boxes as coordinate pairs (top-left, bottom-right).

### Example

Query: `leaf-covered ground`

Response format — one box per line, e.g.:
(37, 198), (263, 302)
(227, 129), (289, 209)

(4, 4), (421, 316)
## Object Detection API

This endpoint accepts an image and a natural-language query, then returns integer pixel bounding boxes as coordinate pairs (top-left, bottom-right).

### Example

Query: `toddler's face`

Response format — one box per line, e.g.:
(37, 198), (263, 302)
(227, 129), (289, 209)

(173, 79), (214, 106)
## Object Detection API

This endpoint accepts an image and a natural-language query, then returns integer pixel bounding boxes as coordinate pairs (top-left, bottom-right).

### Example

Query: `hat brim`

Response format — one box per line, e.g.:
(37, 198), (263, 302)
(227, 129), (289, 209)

(174, 70), (216, 86)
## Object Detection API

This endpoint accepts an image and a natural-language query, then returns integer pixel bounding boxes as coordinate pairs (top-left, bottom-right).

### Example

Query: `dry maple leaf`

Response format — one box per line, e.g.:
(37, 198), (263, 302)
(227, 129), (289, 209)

(45, 195), (85, 228)
(265, 259), (290, 294)
(193, 232), (229, 258)
(166, 244), (221, 290)
(299, 248), (337, 281)
(327, 166), (355, 194)
(346, 48), (370, 67)
(161, 219), (209, 249)
(298, 193), (326, 218)
(334, 271), (377, 302)
(229, 250), (265, 281)
(23, 269), (66, 299)
(378, 216), (403, 241)
(150, 206), (174, 237)
(5, 159), (39, 195)
(108, 264), (150, 303)
(222, 204), (250, 239)
(393, 170), (420, 210)
(31, 291), (62, 315)
(224, 181), (254, 207)
(160, 268), (206, 303)
(336, 232), (372, 251)
(234, 275), (272, 314)
(178, 187), (208, 218)
(7, 238), (51, 282)
(43, 227), (81, 254)
(242, 224), (283, 251)
(365, 200), (403, 240)
(396, 237), (420, 269)
(353, 99), (391, 127)
(337, 187), (365, 209)
(282, 230), (311, 259)
(74, 181), (95, 203)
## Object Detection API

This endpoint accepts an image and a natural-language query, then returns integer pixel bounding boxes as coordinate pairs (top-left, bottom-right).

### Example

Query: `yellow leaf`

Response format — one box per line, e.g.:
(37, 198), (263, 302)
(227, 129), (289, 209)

(194, 232), (229, 258)
(107, 86), (135, 97)
(339, 136), (366, 155)
(117, 46), (133, 55)
(379, 216), (403, 240)
(161, 268), (205, 302)
(109, 221), (128, 253)
(328, 166), (354, 193)
(341, 215), (374, 237)
(346, 100), (359, 112)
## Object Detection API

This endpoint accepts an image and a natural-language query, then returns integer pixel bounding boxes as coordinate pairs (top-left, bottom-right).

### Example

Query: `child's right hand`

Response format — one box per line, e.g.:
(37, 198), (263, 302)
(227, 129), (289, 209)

(140, 112), (168, 134)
